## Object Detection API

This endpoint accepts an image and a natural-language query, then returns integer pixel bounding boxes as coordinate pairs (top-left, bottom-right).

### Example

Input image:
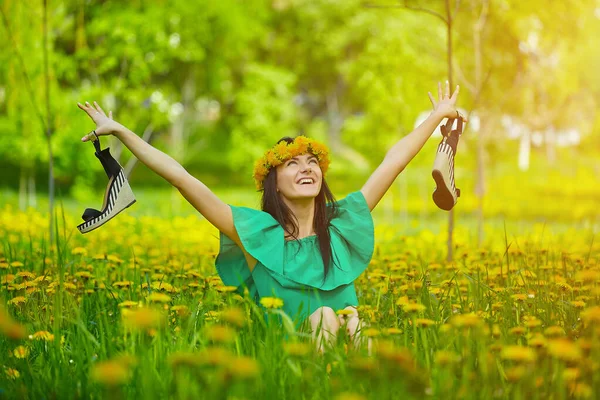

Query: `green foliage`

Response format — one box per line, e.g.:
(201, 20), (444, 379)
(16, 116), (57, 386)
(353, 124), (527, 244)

(0, 0), (598, 194)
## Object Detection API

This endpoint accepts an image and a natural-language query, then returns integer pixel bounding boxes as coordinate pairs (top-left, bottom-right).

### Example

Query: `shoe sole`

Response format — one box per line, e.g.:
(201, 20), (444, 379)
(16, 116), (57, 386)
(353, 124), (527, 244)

(77, 170), (136, 234)
(432, 148), (457, 211)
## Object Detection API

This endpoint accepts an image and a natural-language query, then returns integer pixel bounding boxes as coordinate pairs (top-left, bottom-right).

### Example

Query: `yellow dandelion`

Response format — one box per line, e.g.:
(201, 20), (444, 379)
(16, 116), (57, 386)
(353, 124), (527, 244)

(528, 335), (547, 349)
(13, 345), (29, 359)
(31, 331), (55, 341)
(451, 313), (483, 329)
(5, 368), (20, 380)
(71, 247), (88, 256)
(569, 382), (593, 399)
(505, 365), (527, 382)
(500, 345), (536, 363)
(416, 318), (435, 328)
(563, 368), (580, 382)
(16, 271), (35, 280)
(203, 324), (237, 344)
(197, 346), (235, 367)
(118, 300), (139, 308)
(113, 281), (133, 288)
(147, 292), (172, 303)
(581, 306), (600, 325)
(402, 303), (426, 313)
(510, 326), (527, 336)
(336, 309), (356, 316)
(10, 261), (24, 268)
(334, 392), (367, 400)
(215, 285), (238, 293)
(225, 356), (260, 380)
(170, 305), (190, 317)
(220, 307), (246, 328)
(544, 325), (566, 338)
(385, 327), (403, 335)
(547, 339), (582, 363)
(122, 307), (165, 331)
(363, 328), (381, 337)
(523, 316), (541, 329)
(91, 360), (131, 386)
(8, 296), (26, 306)
(434, 350), (460, 366)
(570, 300), (586, 309)
(511, 294), (527, 302)
(283, 342), (311, 357)
(260, 296), (284, 309)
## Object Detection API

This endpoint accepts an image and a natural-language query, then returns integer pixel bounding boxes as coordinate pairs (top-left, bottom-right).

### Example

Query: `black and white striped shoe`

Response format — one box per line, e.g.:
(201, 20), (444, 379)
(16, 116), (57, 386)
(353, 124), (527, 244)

(77, 132), (136, 234)
(432, 118), (463, 211)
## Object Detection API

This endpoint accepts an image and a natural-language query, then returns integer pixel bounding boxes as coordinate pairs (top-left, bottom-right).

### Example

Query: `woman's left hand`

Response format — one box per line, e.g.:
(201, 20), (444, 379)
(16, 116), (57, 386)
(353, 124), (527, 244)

(428, 80), (468, 123)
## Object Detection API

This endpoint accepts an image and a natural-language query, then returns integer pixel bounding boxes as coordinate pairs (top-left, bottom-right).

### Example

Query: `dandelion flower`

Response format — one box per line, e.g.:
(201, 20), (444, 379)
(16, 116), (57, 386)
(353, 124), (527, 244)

(416, 318), (435, 328)
(216, 285), (238, 293)
(500, 345), (536, 363)
(13, 346), (28, 359)
(220, 307), (246, 328)
(547, 339), (582, 363)
(8, 296), (26, 306)
(225, 356), (260, 380)
(434, 350), (460, 366)
(31, 331), (55, 341)
(402, 303), (426, 314)
(122, 307), (165, 331)
(147, 293), (172, 303)
(334, 392), (367, 400)
(91, 360), (131, 386)
(260, 297), (284, 309)
(203, 324), (237, 344)
(283, 342), (311, 357)
(5, 368), (20, 380)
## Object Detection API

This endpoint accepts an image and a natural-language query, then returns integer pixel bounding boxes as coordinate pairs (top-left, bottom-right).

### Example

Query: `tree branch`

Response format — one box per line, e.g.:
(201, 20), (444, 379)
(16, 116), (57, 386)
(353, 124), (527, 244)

(362, 1), (448, 24)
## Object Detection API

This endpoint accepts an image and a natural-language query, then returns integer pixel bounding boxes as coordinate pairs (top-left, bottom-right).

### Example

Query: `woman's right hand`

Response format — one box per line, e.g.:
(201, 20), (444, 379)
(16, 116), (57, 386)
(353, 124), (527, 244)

(77, 101), (122, 142)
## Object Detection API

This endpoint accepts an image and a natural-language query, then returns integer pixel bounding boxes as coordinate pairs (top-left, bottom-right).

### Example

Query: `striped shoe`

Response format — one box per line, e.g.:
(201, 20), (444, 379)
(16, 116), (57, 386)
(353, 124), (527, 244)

(432, 118), (463, 211)
(77, 134), (136, 234)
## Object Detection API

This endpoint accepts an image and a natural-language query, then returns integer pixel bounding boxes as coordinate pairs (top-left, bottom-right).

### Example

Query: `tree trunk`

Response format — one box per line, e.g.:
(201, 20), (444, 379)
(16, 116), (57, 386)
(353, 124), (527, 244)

(19, 167), (26, 211)
(28, 167), (36, 209)
(43, 0), (55, 242)
(473, 0), (489, 248)
(445, 0), (454, 262)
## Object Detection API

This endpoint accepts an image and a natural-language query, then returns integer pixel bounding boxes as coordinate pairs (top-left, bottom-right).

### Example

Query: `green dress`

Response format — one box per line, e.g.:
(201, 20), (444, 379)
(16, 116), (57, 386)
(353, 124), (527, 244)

(215, 191), (374, 327)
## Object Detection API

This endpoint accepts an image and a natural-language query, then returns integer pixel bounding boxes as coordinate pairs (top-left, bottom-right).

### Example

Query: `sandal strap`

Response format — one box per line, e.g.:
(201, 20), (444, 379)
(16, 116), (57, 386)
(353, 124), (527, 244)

(82, 207), (102, 222)
(90, 136), (123, 178)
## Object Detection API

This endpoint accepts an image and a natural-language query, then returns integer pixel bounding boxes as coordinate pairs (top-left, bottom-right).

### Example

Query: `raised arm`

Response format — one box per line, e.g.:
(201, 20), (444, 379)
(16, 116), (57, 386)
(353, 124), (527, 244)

(360, 81), (467, 211)
(76, 101), (247, 255)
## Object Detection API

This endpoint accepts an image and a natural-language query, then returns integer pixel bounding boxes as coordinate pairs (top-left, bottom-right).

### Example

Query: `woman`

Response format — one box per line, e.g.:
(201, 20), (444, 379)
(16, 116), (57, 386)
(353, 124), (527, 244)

(78, 80), (466, 353)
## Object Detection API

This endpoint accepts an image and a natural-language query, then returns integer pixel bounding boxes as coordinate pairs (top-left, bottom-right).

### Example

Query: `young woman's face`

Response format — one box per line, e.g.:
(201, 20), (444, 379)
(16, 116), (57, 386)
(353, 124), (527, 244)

(275, 153), (322, 200)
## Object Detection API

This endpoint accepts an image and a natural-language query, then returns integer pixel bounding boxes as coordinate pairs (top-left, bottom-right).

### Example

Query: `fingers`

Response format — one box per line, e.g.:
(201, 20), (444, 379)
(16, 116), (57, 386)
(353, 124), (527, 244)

(450, 84), (460, 101)
(428, 92), (436, 108)
(93, 101), (107, 116)
(445, 80), (450, 98)
(109, 110), (113, 120)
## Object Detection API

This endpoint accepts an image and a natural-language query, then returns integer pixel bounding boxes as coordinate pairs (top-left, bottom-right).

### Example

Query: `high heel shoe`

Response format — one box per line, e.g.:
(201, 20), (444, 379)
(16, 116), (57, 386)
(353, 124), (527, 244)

(77, 131), (136, 234)
(432, 118), (463, 211)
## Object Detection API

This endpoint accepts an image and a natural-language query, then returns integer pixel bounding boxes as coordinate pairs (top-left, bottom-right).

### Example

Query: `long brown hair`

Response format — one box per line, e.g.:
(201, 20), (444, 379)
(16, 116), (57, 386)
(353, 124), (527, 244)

(261, 137), (340, 285)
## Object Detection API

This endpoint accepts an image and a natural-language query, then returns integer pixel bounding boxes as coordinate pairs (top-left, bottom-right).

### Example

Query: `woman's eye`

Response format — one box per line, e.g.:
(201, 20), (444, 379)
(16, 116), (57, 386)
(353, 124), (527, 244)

(288, 161), (297, 166)
(310, 159), (318, 164)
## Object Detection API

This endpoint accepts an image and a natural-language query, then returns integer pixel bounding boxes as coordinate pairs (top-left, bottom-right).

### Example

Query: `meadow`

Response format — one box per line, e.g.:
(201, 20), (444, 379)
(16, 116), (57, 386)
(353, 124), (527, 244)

(1, 182), (599, 400)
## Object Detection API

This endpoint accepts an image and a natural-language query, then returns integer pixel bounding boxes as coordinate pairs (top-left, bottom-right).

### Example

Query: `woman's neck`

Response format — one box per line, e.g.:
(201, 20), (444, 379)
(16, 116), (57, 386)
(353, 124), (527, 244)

(282, 196), (316, 239)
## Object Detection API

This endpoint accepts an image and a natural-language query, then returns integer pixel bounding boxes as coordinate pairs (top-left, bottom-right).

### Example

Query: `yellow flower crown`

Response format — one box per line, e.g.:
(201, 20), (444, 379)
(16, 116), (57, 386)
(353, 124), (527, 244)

(253, 136), (331, 190)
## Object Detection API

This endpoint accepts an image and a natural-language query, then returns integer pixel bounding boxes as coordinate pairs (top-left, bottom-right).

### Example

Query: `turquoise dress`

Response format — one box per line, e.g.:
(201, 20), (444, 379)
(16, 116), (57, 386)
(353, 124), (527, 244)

(215, 191), (374, 327)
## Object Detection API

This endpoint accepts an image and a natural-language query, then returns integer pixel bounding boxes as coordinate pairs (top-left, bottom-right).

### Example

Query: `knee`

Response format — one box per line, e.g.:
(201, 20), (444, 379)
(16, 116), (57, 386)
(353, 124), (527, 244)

(310, 306), (339, 330)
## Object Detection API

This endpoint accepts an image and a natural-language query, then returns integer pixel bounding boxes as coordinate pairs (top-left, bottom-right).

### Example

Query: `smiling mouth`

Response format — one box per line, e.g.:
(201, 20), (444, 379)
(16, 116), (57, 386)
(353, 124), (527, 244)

(297, 178), (315, 185)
